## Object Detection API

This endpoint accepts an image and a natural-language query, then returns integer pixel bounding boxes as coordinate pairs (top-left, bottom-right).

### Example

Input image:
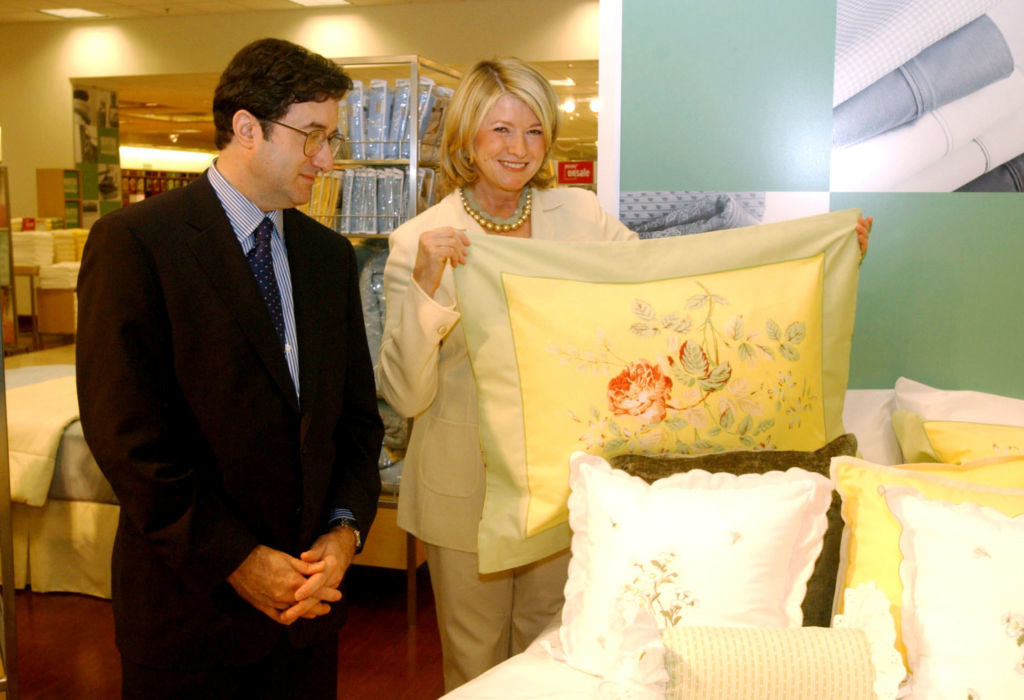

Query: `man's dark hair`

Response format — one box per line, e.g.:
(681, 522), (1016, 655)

(212, 38), (352, 149)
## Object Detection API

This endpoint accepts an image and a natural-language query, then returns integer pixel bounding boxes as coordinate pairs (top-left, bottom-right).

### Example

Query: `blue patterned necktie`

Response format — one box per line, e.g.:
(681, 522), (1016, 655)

(247, 218), (286, 347)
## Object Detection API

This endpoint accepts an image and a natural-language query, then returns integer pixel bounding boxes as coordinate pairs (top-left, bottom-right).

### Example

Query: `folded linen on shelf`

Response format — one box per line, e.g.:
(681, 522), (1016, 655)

(892, 107), (1024, 191)
(833, 0), (998, 106)
(833, 15), (1013, 147)
(72, 229), (89, 261)
(12, 231), (54, 267)
(38, 261), (80, 289)
(51, 229), (79, 263)
(830, 69), (1024, 191)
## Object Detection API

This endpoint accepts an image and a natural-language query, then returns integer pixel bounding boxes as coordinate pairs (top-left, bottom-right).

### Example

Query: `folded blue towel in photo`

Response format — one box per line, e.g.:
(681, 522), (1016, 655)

(632, 193), (761, 239)
(834, 15), (1013, 147)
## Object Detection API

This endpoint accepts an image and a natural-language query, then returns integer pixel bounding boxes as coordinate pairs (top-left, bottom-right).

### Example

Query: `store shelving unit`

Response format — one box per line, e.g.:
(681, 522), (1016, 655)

(0, 166), (20, 696)
(0, 166), (20, 355)
(36, 168), (82, 228)
(309, 56), (462, 626)
(301, 55), (462, 237)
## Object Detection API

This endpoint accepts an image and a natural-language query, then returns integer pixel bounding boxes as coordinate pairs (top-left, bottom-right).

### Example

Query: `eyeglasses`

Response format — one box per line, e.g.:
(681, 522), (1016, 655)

(266, 119), (346, 159)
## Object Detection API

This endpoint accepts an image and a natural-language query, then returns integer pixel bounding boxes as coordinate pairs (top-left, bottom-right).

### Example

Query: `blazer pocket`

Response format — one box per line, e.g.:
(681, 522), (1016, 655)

(413, 414), (482, 498)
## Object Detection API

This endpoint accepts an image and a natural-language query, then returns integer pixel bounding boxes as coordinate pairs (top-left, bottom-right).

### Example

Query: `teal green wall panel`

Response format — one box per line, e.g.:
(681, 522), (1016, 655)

(834, 193), (1024, 398)
(621, 0), (836, 191)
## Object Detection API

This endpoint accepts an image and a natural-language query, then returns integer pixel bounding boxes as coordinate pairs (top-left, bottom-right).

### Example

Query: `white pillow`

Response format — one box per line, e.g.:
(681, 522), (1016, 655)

(884, 486), (1024, 699)
(843, 389), (901, 465)
(894, 377), (1024, 424)
(560, 452), (833, 680)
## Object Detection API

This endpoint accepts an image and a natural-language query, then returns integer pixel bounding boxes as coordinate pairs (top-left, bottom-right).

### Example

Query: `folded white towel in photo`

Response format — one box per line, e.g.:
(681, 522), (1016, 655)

(892, 107), (1024, 190)
(834, 0), (999, 106)
(830, 69), (1024, 190)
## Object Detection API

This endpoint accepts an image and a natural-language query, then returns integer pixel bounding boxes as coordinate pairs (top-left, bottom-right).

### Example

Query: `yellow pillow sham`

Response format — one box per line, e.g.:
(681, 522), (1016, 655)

(455, 209), (862, 573)
(830, 455), (1024, 666)
(892, 408), (1024, 463)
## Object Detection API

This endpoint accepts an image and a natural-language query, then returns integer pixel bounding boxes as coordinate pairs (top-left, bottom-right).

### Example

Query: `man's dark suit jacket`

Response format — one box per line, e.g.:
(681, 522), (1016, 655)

(76, 172), (383, 670)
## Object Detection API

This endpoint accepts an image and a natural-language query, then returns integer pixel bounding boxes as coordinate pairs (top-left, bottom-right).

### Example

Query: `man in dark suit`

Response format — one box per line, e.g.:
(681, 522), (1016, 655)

(76, 38), (383, 698)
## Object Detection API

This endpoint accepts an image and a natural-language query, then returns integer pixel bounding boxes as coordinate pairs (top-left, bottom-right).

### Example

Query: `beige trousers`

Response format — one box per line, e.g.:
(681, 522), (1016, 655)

(425, 544), (571, 692)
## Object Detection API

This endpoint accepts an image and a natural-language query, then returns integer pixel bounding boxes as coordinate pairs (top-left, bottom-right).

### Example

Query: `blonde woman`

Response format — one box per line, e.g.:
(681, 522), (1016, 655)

(377, 57), (635, 690)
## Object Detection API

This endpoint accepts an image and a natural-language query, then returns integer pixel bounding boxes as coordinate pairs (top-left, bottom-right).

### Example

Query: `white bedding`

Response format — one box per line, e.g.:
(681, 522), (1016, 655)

(441, 389), (904, 699)
(5, 364), (115, 505)
(5, 364), (119, 598)
(6, 371), (80, 506)
(441, 627), (604, 700)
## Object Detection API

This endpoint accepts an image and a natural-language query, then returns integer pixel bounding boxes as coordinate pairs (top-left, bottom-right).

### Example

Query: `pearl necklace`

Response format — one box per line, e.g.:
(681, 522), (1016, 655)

(459, 187), (532, 233)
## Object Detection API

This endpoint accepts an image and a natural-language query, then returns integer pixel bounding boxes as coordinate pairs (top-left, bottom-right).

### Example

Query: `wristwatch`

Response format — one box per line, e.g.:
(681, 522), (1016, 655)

(331, 516), (362, 551)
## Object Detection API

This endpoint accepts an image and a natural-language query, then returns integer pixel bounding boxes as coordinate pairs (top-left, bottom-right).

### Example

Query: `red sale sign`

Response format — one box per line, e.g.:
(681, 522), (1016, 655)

(557, 161), (595, 184)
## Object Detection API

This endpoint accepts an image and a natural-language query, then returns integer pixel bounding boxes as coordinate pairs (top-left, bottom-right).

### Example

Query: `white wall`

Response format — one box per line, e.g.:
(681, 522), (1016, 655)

(0, 0), (599, 216)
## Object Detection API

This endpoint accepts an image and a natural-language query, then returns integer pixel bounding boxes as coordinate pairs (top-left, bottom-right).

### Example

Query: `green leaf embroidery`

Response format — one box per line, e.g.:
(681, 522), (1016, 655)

(779, 343), (800, 361)
(631, 322), (658, 336)
(681, 341), (711, 377)
(632, 299), (655, 321)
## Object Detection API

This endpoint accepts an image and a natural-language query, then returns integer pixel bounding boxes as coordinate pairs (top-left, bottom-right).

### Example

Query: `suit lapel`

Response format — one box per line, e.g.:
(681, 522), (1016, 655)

(183, 176), (299, 412)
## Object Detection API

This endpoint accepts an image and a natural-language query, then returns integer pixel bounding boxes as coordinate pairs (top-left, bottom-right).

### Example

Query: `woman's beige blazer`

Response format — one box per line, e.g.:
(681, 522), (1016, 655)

(378, 187), (635, 554)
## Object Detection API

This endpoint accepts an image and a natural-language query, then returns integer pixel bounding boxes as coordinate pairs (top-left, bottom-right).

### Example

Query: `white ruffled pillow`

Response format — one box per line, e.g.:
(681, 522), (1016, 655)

(560, 452), (833, 682)
(884, 486), (1024, 698)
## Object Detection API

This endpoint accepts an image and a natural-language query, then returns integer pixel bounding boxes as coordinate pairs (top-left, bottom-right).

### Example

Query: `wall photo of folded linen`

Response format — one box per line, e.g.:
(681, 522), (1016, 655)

(617, 191), (765, 239)
(831, 0), (1024, 192)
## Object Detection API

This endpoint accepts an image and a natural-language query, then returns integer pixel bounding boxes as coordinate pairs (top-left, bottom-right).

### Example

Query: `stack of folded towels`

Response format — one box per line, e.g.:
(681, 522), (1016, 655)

(51, 229), (81, 263)
(73, 229), (89, 261)
(38, 261), (80, 290)
(12, 231), (55, 267)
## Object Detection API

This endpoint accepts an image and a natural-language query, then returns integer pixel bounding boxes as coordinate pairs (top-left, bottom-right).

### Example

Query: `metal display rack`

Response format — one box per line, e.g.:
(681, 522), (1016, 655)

(0, 164), (20, 697)
(301, 55), (462, 237)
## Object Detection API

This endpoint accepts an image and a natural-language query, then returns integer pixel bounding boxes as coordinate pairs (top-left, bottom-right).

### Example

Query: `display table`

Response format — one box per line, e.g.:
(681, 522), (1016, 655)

(353, 493), (426, 626)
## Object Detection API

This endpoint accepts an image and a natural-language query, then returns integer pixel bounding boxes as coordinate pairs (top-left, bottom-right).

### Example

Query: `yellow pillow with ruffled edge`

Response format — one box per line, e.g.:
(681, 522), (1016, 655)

(830, 455), (1024, 668)
(892, 408), (1024, 464)
(454, 209), (862, 573)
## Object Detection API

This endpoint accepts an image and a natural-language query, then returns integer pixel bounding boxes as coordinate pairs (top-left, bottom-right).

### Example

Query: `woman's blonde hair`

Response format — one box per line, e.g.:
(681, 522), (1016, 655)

(439, 57), (560, 193)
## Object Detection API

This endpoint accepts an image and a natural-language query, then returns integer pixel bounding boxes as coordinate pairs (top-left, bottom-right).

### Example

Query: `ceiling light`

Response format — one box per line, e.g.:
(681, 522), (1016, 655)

(288, 0), (351, 6)
(549, 78), (576, 87)
(40, 8), (106, 19)
(560, 98), (576, 113)
(589, 97), (601, 113)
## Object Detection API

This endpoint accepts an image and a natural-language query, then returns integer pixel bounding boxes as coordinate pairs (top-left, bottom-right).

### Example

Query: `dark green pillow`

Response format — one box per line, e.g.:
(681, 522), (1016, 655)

(609, 433), (857, 628)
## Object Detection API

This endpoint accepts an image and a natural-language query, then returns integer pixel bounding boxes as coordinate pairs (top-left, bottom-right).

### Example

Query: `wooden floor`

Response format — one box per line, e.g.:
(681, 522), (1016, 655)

(12, 564), (445, 699)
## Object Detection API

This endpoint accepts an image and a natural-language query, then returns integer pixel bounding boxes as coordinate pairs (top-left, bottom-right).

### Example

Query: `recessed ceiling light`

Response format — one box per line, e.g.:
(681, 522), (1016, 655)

(288, 0), (351, 6)
(39, 8), (106, 19)
(549, 78), (576, 87)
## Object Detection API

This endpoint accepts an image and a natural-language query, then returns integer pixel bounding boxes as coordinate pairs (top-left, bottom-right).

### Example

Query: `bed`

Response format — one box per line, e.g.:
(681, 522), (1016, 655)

(2, 361), (416, 605)
(6, 367), (1023, 698)
(441, 381), (1024, 699)
(5, 363), (118, 598)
